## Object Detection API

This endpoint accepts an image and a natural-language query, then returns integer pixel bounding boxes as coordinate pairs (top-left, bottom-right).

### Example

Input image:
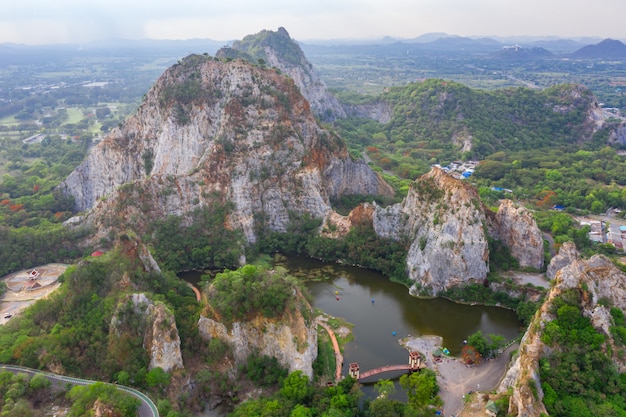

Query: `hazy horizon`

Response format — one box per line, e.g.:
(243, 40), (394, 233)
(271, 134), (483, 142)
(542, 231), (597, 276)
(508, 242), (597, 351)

(3, 0), (626, 45)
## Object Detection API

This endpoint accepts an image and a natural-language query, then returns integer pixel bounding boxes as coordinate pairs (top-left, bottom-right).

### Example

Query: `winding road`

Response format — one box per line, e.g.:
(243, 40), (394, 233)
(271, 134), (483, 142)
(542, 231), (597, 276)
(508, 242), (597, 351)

(0, 364), (159, 417)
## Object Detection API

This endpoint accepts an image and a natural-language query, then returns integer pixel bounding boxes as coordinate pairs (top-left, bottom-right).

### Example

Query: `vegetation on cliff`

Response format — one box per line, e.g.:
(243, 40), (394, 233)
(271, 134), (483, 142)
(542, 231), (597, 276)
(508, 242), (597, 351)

(338, 81), (594, 174)
(149, 204), (244, 272)
(206, 264), (311, 326)
(217, 27), (306, 68)
(0, 249), (198, 384)
(539, 289), (626, 416)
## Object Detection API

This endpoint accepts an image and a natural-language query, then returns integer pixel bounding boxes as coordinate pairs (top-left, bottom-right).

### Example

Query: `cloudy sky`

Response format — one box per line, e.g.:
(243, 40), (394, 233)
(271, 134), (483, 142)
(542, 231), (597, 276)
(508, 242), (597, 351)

(3, 0), (625, 44)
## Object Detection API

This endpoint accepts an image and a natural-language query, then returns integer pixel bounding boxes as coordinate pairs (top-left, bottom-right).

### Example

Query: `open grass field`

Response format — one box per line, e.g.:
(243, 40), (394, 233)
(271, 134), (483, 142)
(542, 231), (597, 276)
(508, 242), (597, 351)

(63, 107), (84, 125)
(0, 115), (19, 126)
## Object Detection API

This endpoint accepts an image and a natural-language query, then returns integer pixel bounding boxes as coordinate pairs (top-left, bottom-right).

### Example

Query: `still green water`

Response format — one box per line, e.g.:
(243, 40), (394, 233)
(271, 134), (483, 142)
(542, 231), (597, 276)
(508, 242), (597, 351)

(181, 254), (522, 381)
(274, 255), (522, 380)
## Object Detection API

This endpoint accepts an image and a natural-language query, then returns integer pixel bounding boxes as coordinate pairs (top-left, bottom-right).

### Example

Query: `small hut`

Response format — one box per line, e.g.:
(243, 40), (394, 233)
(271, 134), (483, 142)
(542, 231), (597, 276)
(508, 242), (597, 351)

(486, 400), (498, 417)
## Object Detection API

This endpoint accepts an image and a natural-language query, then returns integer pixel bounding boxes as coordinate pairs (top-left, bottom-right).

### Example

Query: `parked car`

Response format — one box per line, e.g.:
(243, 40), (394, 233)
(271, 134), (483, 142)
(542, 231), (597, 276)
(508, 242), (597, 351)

(3, 313), (12, 319)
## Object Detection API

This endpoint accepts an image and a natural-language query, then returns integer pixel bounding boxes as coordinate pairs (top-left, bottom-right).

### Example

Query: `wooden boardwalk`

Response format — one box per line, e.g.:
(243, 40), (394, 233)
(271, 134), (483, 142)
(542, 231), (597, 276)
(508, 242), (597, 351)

(358, 364), (410, 380)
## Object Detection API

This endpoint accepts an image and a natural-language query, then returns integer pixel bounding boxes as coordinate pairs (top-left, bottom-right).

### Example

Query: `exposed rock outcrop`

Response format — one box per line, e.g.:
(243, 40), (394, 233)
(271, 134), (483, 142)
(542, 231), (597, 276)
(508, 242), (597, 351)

(342, 100), (393, 123)
(198, 292), (317, 380)
(216, 27), (346, 121)
(374, 168), (490, 294)
(499, 246), (626, 416)
(608, 121), (626, 146)
(546, 241), (579, 280)
(60, 54), (391, 243)
(487, 199), (544, 270)
(111, 293), (184, 373)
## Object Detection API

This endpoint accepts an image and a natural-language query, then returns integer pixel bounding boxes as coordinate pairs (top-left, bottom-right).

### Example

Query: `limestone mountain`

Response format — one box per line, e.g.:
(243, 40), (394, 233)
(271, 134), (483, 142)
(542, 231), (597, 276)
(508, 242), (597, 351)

(326, 168), (545, 294)
(216, 27), (346, 121)
(198, 265), (317, 378)
(59, 39), (544, 296)
(60, 53), (391, 244)
(486, 199), (544, 270)
(373, 168), (490, 294)
(341, 79), (603, 160)
(499, 242), (626, 416)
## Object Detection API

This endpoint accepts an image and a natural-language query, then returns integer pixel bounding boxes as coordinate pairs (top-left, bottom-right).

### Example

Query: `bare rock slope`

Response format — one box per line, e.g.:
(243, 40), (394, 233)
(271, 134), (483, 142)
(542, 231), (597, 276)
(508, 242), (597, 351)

(216, 27), (346, 121)
(60, 54), (391, 243)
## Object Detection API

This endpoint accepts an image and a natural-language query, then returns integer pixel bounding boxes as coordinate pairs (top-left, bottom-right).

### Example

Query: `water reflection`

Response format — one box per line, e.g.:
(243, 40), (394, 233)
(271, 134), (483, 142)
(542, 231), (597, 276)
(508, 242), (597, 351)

(180, 254), (522, 380)
(276, 255), (521, 377)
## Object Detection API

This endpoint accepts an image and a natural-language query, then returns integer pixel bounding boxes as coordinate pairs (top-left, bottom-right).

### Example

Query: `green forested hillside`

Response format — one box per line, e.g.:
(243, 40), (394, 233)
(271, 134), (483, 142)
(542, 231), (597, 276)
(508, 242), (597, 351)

(340, 81), (595, 171)
(338, 80), (626, 214)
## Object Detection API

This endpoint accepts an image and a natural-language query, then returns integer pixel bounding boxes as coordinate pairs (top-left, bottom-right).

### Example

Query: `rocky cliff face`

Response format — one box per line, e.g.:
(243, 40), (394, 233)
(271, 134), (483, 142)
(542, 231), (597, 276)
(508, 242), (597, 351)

(546, 241), (579, 279)
(499, 245), (626, 416)
(373, 168), (490, 294)
(216, 27), (345, 122)
(608, 121), (626, 146)
(60, 54), (391, 243)
(487, 199), (545, 270)
(198, 305), (317, 378)
(342, 100), (393, 123)
(111, 293), (184, 373)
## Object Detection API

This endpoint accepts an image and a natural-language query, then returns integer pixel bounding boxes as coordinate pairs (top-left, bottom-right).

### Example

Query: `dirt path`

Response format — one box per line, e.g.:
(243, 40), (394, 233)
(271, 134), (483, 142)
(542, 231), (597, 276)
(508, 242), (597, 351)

(186, 282), (202, 302)
(316, 318), (344, 382)
(402, 336), (517, 416)
(501, 271), (550, 289)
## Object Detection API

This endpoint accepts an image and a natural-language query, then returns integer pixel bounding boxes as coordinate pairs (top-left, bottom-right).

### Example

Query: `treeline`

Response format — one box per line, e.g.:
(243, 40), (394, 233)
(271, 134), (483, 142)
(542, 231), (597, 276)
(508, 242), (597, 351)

(336, 81), (594, 180)
(0, 370), (140, 417)
(0, 224), (89, 276)
(149, 204), (244, 272)
(230, 369), (442, 417)
(257, 212), (410, 286)
(473, 146), (626, 213)
(206, 265), (309, 326)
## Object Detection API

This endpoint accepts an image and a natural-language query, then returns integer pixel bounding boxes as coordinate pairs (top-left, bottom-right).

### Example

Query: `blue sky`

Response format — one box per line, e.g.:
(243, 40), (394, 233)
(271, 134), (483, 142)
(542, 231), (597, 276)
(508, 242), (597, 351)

(3, 0), (625, 44)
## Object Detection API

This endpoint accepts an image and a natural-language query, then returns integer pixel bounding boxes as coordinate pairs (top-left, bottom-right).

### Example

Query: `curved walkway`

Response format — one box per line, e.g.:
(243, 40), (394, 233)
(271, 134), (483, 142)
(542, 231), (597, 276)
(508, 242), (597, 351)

(0, 364), (159, 417)
(316, 319), (343, 382)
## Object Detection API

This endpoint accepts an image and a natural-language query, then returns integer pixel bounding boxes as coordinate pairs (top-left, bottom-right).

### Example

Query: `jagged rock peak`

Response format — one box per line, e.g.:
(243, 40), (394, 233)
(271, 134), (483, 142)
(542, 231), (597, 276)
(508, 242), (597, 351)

(198, 281), (317, 378)
(60, 54), (390, 243)
(374, 167), (490, 294)
(111, 293), (184, 373)
(488, 199), (544, 270)
(216, 27), (346, 121)
(546, 241), (579, 280)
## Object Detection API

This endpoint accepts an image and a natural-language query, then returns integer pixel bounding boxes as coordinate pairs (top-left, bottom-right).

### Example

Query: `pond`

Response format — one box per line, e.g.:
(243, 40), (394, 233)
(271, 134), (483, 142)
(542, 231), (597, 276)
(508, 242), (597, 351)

(181, 254), (522, 381)
(274, 255), (522, 380)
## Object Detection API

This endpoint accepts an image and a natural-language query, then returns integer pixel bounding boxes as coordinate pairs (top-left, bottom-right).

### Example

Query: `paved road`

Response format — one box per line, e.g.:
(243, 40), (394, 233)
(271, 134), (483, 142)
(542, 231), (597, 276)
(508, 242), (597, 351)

(0, 364), (159, 417)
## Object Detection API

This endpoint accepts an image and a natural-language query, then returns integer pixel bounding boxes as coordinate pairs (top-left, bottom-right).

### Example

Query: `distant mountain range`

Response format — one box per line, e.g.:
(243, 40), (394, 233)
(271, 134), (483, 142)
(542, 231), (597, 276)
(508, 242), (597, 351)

(571, 38), (626, 59)
(2, 33), (626, 62)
